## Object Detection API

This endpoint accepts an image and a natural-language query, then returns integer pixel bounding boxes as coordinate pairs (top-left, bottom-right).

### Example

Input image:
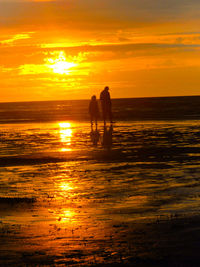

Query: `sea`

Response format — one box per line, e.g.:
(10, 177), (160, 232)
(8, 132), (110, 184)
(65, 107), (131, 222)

(1, 96), (200, 265)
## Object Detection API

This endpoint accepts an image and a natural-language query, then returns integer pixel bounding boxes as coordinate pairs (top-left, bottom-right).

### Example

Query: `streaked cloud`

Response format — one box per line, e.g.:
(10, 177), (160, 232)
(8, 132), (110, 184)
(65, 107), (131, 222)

(0, 33), (33, 45)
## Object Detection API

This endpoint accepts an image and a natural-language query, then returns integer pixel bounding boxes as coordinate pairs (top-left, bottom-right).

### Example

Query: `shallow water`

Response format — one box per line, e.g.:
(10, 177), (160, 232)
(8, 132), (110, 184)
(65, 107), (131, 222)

(1, 120), (200, 265)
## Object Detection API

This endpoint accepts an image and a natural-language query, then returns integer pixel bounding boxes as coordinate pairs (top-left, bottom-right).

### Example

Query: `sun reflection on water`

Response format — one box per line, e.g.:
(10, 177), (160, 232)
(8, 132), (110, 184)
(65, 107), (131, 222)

(58, 122), (73, 151)
(58, 209), (75, 223)
(59, 181), (75, 192)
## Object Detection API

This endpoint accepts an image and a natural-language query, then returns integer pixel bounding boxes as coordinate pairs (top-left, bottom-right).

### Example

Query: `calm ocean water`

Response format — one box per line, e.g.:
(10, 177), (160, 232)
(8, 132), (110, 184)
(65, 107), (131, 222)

(0, 96), (200, 123)
(0, 96), (200, 265)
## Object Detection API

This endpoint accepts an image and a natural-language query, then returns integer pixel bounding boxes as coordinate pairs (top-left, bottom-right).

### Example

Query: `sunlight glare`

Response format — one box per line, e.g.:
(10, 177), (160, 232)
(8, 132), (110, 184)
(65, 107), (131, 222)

(46, 51), (77, 75)
(59, 122), (71, 128)
(58, 209), (75, 223)
(59, 182), (74, 191)
(59, 122), (73, 150)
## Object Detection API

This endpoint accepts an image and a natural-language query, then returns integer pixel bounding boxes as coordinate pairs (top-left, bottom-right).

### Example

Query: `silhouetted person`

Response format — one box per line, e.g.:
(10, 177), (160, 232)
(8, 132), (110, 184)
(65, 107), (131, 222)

(89, 95), (99, 127)
(102, 125), (113, 150)
(100, 86), (112, 125)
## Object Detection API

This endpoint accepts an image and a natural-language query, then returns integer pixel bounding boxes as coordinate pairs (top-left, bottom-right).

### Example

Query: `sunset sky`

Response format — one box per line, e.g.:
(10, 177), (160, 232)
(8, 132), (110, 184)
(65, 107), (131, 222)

(1, 0), (200, 102)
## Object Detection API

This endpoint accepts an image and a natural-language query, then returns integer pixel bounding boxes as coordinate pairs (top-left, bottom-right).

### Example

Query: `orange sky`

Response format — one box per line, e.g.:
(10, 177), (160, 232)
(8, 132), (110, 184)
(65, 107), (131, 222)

(1, 0), (200, 102)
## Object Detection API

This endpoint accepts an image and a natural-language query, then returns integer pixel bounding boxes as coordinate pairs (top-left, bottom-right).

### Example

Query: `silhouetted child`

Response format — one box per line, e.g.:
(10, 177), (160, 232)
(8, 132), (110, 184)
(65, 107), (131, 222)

(89, 95), (99, 126)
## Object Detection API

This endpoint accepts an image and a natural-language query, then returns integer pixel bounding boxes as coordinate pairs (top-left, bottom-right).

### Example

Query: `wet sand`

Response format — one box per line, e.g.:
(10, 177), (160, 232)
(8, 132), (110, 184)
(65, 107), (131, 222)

(1, 121), (200, 266)
(1, 212), (200, 266)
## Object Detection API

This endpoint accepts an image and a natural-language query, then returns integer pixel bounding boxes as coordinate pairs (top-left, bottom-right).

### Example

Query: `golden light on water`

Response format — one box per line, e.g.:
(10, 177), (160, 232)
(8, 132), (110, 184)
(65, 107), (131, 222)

(58, 122), (73, 151)
(60, 129), (72, 140)
(60, 148), (72, 152)
(59, 182), (74, 192)
(61, 210), (74, 219)
(59, 122), (71, 128)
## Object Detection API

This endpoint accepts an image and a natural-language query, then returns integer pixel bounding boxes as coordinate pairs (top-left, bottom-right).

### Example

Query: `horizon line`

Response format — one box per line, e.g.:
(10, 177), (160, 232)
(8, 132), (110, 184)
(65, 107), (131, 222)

(0, 95), (200, 104)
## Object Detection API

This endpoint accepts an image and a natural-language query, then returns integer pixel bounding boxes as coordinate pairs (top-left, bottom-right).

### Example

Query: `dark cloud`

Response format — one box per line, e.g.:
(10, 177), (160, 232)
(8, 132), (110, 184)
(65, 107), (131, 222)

(1, 0), (200, 30)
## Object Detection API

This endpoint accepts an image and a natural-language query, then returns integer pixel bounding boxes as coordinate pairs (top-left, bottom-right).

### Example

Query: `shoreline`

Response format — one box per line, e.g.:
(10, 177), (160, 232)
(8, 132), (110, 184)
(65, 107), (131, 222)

(1, 213), (200, 266)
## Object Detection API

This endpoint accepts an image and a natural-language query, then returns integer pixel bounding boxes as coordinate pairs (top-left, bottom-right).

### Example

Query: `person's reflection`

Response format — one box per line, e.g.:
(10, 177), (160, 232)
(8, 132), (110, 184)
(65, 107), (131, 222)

(102, 125), (113, 150)
(90, 125), (100, 146)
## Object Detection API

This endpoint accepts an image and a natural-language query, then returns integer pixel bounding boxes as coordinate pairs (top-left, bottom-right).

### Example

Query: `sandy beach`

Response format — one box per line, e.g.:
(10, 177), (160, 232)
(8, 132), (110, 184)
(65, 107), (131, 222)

(1, 204), (200, 266)
(0, 118), (200, 266)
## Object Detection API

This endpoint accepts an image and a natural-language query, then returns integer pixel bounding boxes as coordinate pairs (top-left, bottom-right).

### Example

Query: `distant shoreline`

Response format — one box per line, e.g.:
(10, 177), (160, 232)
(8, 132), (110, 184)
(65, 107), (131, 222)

(0, 95), (200, 105)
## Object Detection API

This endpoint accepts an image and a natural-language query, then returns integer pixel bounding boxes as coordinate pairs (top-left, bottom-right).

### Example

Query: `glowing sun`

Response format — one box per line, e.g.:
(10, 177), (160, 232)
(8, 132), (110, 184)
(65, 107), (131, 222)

(46, 51), (77, 74)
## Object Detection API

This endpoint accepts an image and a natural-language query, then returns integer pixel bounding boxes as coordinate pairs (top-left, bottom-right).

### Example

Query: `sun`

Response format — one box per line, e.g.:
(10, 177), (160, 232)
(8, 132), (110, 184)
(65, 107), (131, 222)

(46, 51), (77, 75)
(52, 61), (76, 74)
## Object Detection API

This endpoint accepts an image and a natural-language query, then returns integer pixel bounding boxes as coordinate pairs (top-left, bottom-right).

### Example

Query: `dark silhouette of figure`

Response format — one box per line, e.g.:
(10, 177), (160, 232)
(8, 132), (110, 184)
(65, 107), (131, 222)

(90, 128), (100, 146)
(89, 95), (99, 127)
(102, 125), (113, 150)
(100, 86), (112, 125)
